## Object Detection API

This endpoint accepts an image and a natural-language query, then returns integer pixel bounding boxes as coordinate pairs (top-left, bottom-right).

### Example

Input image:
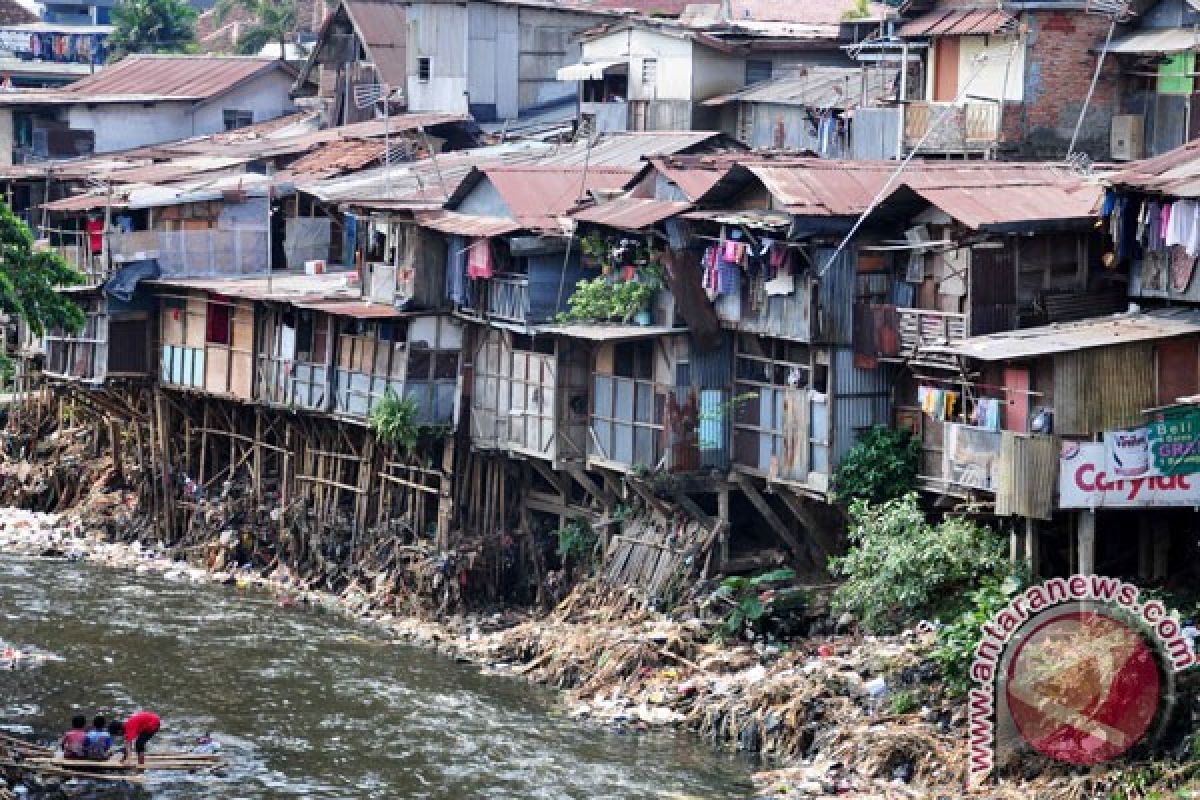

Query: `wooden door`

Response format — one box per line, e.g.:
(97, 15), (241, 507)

(933, 38), (960, 102)
(1004, 367), (1030, 433)
(1156, 337), (1199, 405)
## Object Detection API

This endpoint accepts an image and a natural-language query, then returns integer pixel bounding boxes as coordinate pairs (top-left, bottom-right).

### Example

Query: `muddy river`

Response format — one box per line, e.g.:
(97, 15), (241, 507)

(0, 555), (754, 798)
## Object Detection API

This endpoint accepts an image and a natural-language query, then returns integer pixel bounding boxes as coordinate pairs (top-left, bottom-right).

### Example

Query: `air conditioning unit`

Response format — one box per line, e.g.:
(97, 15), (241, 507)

(1111, 114), (1144, 161)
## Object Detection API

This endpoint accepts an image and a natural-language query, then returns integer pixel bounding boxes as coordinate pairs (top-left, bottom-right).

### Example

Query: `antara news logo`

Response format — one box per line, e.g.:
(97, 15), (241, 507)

(967, 575), (1196, 790)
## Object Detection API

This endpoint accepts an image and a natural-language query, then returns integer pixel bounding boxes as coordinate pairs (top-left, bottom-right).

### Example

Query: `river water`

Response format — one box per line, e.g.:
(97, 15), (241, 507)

(0, 555), (754, 799)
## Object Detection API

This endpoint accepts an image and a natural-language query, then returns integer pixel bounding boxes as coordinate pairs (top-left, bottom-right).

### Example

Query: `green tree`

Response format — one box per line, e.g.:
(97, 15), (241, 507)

(213, 0), (297, 57)
(831, 425), (921, 505)
(0, 203), (86, 369)
(108, 0), (198, 60)
(829, 494), (1008, 632)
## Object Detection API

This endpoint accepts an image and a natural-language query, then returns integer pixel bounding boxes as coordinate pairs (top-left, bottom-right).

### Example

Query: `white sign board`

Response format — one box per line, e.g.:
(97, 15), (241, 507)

(1059, 441), (1200, 509)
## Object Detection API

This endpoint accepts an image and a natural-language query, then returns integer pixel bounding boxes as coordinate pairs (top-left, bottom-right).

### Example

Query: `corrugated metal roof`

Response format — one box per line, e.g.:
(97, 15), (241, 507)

(743, 159), (1097, 216)
(572, 197), (691, 229)
(1110, 138), (1200, 197)
(414, 210), (521, 237)
(727, 0), (893, 24)
(286, 139), (389, 178)
(301, 141), (554, 205)
(954, 309), (1200, 362)
(899, 8), (1016, 37)
(907, 183), (1102, 230)
(703, 67), (897, 109)
(536, 131), (739, 167)
(533, 323), (676, 341)
(1107, 27), (1200, 54)
(345, 0), (407, 88)
(474, 165), (639, 231)
(42, 192), (127, 213)
(291, 300), (403, 318)
(47, 55), (286, 103)
(149, 271), (361, 302)
(646, 157), (733, 201)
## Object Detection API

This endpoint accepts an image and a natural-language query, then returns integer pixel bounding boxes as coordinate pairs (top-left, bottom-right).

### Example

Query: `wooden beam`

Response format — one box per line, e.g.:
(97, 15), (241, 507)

(625, 478), (671, 516)
(567, 464), (616, 507)
(528, 458), (568, 496)
(774, 486), (839, 562)
(730, 472), (807, 564)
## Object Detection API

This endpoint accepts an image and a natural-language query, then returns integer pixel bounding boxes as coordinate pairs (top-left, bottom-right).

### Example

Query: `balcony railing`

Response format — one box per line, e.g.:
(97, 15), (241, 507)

(898, 308), (967, 358)
(469, 273), (530, 324)
(903, 101), (1000, 153)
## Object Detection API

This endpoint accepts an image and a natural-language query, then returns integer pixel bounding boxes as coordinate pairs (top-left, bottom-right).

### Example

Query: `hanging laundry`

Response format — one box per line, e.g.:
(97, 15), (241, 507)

(943, 391), (959, 421)
(466, 238), (493, 279)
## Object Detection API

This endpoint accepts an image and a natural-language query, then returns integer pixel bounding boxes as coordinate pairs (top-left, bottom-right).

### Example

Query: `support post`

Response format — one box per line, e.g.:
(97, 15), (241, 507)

(1138, 517), (1153, 582)
(1153, 526), (1170, 582)
(1077, 510), (1096, 575)
(436, 435), (456, 551)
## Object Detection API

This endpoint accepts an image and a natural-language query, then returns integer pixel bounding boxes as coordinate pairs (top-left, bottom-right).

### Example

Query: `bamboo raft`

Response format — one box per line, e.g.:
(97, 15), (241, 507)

(0, 730), (223, 782)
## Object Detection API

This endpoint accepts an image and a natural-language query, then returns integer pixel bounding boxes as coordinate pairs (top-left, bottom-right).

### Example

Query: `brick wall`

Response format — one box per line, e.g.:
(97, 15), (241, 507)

(1007, 10), (1119, 159)
(909, 3), (1120, 159)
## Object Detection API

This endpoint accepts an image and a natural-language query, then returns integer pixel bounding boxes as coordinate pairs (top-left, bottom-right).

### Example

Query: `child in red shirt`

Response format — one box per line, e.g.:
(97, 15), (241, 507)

(119, 711), (161, 766)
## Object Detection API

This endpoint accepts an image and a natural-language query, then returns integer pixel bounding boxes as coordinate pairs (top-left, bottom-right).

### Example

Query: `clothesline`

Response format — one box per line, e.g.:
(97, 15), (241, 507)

(911, 373), (1044, 397)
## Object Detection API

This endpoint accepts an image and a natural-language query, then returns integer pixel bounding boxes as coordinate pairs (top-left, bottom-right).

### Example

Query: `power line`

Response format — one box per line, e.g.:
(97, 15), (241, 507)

(817, 39), (1020, 278)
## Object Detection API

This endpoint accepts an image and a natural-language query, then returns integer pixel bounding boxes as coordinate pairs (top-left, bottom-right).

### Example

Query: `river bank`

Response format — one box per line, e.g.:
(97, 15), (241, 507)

(0, 502), (1174, 800)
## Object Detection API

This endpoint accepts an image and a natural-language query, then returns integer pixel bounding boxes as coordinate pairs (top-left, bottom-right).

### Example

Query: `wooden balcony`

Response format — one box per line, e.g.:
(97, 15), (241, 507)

(903, 101), (1000, 154)
(854, 304), (966, 365)
(463, 273), (530, 325)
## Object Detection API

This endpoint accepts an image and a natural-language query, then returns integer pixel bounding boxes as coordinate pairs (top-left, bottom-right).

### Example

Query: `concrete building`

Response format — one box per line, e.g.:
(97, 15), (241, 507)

(402, 0), (611, 123)
(0, 55), (304, 162)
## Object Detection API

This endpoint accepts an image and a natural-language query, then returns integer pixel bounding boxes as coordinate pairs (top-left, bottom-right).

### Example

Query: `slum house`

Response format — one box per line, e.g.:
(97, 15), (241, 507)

(847, 170), (1110, 508)
(292, 0), (409, 125)
(0, 55), (307, 162)
(946, 309), (1200, 587)
(875, 2), (1125, 159)
(555, 6), (893, 136)
(1104, 0), (1200, 161)
(700, 66), (899, 157)
(402, 0), (621, 123)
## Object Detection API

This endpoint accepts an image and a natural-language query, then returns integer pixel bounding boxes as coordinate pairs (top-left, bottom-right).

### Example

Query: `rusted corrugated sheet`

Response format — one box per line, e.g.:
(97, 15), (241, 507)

(1054, 343), (1155, 436)
(1111, 138), (1200, 197)
(346, 0), (407, 88)
(817, 247), (855, 345)
(995, 433), (1057, 520)
(830, 347), (892, 468)
(291, 300), (403, 318)
(480, 166), (638, 231)
(900, 8), (1015, 37)
(536, 131), (737, 168)
(572, 197), (691, 230)
(745, 160), (1094, 217)
(909, 184), (1102, 230)
(287, 139), (389, 178)
(59, 55), (285, 101)
(415, 210), (520, 237)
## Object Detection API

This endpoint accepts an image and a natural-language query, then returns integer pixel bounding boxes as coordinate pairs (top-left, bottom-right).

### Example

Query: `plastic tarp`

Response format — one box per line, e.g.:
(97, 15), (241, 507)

(103, 258), (161, 303)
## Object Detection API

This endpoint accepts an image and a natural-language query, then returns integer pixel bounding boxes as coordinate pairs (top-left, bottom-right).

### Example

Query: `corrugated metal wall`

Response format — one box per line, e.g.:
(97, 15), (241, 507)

(830, 346), (893, 468)
(686, 331), (732, 469)
(995, 433), (1057, 520)
(816, 247), (856, 346)
(851, 108), (900, 160)
(527, 249), (586, 323)
(1053, 343), (1155, 436)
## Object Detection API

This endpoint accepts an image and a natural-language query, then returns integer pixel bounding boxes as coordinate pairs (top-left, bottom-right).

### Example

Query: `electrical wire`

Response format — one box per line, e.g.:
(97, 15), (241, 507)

(816, 38), (1020, 278)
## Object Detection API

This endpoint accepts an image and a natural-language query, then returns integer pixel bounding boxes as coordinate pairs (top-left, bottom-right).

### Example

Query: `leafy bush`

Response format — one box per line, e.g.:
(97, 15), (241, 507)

(368, 389), (421, 453)
(558, 276), (657, 323)
(708, 568), (797, 639)
(932, 575), (1023, 696)
(555, 520), (598, 565)
(829, 494), (1008, 632)
(831, 425), (921, 505)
